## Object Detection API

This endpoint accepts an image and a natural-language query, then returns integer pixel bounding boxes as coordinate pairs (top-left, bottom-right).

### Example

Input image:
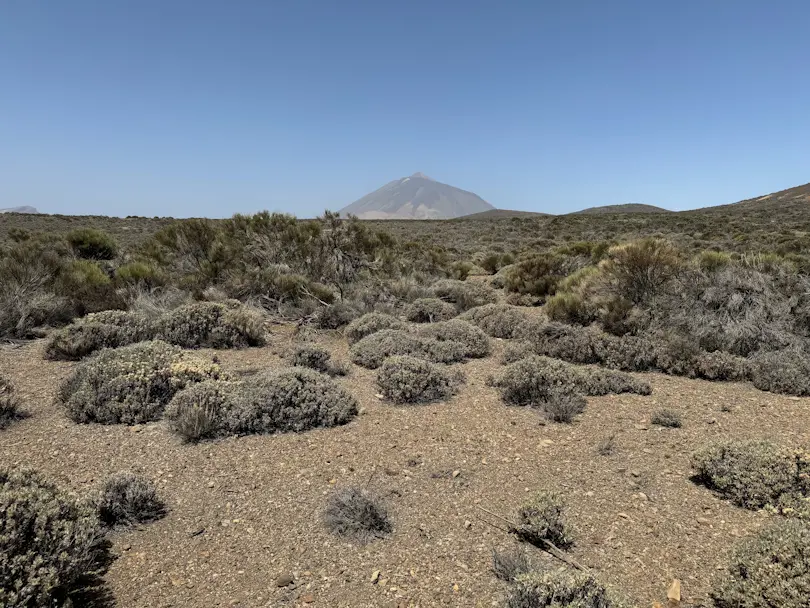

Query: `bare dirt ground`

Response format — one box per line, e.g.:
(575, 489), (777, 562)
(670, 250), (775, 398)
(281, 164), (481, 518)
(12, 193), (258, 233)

(2, 329), (809, 608)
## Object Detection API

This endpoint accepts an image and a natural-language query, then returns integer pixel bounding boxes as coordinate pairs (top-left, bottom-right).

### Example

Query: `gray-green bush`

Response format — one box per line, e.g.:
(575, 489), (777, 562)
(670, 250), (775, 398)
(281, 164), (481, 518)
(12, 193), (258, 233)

(58, 340), (222, 424)
(431, 278), (498, 311)
(458, 303), (529, 338)
(405, 297), (458, 323)
(96, 472), (167, 528)
(376, 355), (463, 404)
(323, 486), (392, 544)
(506, 569), (627, 608)
(512, 490), (574, 549)
(165, 368), (358, 441)
(711, 519), (810, 608)
(350, 329), (467, 369)
(0, 469), (113, 608)
(344, 312), (406, 345)
(417, 319), (491, 358)
(0, 375), (22, 429)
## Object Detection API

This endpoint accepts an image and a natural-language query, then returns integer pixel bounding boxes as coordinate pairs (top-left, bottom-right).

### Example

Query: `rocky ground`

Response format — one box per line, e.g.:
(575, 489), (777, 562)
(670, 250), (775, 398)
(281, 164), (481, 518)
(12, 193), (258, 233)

(2, 329), (808, 608)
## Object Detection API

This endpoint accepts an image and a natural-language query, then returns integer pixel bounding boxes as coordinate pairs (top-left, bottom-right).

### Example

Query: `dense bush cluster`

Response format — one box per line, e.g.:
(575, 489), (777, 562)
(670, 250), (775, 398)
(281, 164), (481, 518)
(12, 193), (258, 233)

(46, 301), (265, 360)
(0, 374), (22, 429)
(430, 278), (498, 311)
(350, 329), (466, 369)
(323, 486), (392, 544)
(376, 355), (463, 404)
(691, 440), (810, 516)
(512, 490), (574, 549)
(58, 340), (223, 424)
(505, 570), (627, 608)
(458, 303), (529, 338)
(165, 367), (358, 442)
(290, 344), (348, 376)
(491, 355), (650, 422)
(417, 319), (491, 358)
(712, 519), (810, 608)
(0, 468), (113, 608)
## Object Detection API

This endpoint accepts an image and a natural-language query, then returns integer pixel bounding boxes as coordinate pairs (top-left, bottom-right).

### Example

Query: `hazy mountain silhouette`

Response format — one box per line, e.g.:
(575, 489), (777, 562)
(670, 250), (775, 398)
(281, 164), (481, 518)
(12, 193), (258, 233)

(340, 173), (494, 219)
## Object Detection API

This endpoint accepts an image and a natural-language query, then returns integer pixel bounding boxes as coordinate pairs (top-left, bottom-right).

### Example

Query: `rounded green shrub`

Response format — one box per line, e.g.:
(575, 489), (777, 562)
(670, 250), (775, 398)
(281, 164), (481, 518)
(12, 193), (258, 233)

(458, 303), (529, 338)
(417, 319), (491, 358)
(376, 355), (463, 404)
(513, 490), (574, 549)
(504, 253), (569, 297)
(45, 310), (151, 361)
(166, 368), (358, 441)
(691, 440), (810, 513)
(154, 301), (265, 348)
(0, 469), (112, 608)
(115, 261), (164, 288)
(405, 298), (458, 323)
(751, 349), (810, 396)
(66, 228), (118, 260)
(58, 340), (222, 424)
(712, 519), (810, 608)
(350, 329), (467, 369)
(344, 312), (406, 345)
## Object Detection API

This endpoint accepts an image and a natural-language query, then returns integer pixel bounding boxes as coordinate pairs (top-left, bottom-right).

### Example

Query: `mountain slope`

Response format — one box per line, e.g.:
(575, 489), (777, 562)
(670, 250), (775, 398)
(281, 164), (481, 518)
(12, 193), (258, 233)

(340, 173), (494, 219)
(694, 181), (810, 214)
(462, 209), (549, 219)
(0, 206), (39, 214)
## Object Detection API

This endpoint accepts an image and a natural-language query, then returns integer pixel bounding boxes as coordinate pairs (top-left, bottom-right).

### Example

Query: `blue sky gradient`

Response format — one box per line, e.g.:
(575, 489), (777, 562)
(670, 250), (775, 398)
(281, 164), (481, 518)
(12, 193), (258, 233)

(1, 1), (808, 217)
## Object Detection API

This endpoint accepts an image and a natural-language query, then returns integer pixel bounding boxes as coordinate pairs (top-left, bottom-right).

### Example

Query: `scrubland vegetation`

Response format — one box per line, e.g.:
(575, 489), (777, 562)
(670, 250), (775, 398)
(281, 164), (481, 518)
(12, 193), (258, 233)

(3, 203), (810, 607)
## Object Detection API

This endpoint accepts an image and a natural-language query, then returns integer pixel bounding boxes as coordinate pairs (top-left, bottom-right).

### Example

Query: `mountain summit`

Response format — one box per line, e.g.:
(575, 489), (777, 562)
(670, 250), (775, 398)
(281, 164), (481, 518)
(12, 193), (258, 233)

(339, 173), (494, 219)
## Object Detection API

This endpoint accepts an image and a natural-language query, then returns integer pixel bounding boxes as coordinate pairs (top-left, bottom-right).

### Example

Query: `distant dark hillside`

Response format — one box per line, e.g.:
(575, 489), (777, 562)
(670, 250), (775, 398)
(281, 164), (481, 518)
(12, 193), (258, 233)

(461, 209), (549, 219)
(572, 203), (671, 215)
(693, 182), (810, 215)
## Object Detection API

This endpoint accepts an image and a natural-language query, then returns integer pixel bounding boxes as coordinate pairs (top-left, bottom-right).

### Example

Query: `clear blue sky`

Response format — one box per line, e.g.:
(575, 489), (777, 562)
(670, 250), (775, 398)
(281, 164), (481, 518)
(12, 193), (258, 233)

(1, 1), (808, 218)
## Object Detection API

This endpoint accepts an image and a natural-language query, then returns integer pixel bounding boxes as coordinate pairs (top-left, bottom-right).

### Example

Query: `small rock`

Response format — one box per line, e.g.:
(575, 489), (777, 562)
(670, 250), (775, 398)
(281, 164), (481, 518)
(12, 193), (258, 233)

(630, 470), (641, 478)
(301, 594), (315, 603)
(371, 570), (381, 584)
(618, 512), (632, 521)
(464, 520), (472, 529)
(697, 517), (711, 526)
(276, 574), (294, 587)
(452, 470), (461, 478)
(207, 481), (215, 488)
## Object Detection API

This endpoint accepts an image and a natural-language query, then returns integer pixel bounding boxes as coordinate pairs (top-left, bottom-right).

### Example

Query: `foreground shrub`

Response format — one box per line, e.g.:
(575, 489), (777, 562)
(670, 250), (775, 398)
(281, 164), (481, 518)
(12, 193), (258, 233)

(417, 319), (491, 358)
(751, 348), (810, 396)
(598, 238), (681, 305)
(711, 519), (810, 608)
(66, 227), (118, 260)
(344, 312), (406, 344)
(58, 340), (222, 424)
(350, 329), (467, 369)
(55, 259), (124, 315)
(96, 472), (167, 528)
(493, 356), (650, 405)
(0, 375), (22, 429)
(405, 298), (458, 323)
(323, 486), (392, 543)
(45, 310), (152, 360)
(691, 440), (810, 514)
(431, 278), (498, 311)
(512, 490), (573, 549)
(492, 547), (534, 582)
(503, 253), (571, 297)
(165, 368), (358, 441)
(0, 469), (112, 607)
(290, 344), (348, 377)
(506, 569), (626, 608)
(376, 356), (463, 404)
(315, 300), (361, 329)
(651, 409), (682, 428)
(458, 304), (529, 338)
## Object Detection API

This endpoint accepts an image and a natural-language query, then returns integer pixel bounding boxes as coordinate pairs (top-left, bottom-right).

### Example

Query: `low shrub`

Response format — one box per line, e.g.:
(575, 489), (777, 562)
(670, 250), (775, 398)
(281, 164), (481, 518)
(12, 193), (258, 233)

(431, 278), (498, 311)
(66, 227), (118, 260)
(165, 368), (358, 441)
(154, 301), (265, 348)
(711, 519), (810, 608)
(58, 340), (222, 425)
(290, 344), (348, 377)
(323, 486), (392, 543)
(492, 547), (534, 582)
(350, 329), (467, 369)
(506, 570), (626, 608)
(115, 261), (164, 288)
(0, 469), (112, 607)
(545, 291), (597, 325)
(543, 388), (588, 423)
(376, 355), (463, 404)
(45, 301), (265, 360)
(55, 259), (124, 314)
(0, 375), (22, 430)
(417, 319), (491, 358)
(651, 409), (682, 428)
(691, 440), (810, 514)
(405, 298), (458, 323)
(503, 253), (571, 297)
(344, 312), (406, 344)
(751, 348), (810, 396)
(492, 356), (650, 406)
(458, 304), (529, 338)
(96, 472), (167, 528)
(512, 490), (573, 549)
(315, 300), (361, 329)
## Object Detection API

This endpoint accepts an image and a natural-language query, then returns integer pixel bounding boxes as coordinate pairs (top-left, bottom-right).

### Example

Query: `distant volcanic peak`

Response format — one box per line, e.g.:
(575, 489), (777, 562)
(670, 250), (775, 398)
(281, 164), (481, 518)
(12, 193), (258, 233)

(410, 172), (434, 180)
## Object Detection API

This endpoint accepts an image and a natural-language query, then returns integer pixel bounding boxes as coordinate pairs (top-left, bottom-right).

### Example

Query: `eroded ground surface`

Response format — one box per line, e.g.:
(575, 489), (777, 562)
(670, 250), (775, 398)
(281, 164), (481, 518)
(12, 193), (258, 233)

(2, 330), (808, 608)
